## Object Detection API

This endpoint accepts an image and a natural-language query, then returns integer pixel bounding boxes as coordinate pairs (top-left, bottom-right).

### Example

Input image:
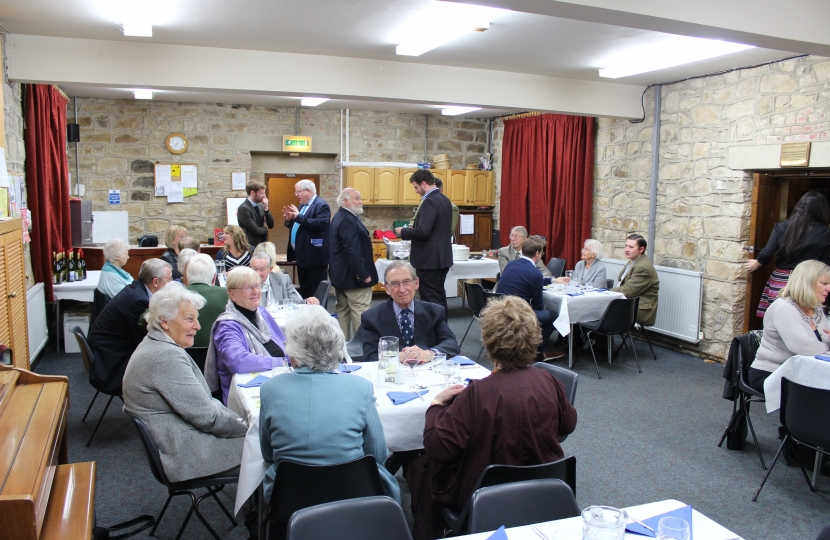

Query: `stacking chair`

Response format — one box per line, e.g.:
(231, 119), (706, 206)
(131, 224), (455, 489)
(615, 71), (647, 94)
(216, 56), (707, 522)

(632, 297), (657, 360)
(69, 325), (122, 447)
(90, 288), (110, 329)
(186, 346), (208, 373)
(266, 456), (385, 540)
(532, 362), (577, 443)
(286, 496), (412, 540)
(313, 280), (332, 310)
(130, 415), (239, 540)
(815, 522), (830, 540)
(346, 326), (364, 362)
(459, 281), (488, 347)
(753, 378), (830, 501)
(576, 298), (641, 379)
(467, 479), (579, 534)
(441, 455), (576, 535)
(547, 258), (566, 278)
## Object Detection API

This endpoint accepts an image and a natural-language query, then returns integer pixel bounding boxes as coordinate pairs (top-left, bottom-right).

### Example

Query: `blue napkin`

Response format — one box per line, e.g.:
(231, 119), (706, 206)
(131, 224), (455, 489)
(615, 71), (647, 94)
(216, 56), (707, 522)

(339, 364), (362, 373)
(453, 356), (476, 366)
(387, 390), (428, 405)
(567, 291), (585, 297)
(815, 354), (830, 362)
(593, 288), (608, 292)
(626, 504), (693, 538)
(486, 526), (508, 540)
(237, 374), (270, 388)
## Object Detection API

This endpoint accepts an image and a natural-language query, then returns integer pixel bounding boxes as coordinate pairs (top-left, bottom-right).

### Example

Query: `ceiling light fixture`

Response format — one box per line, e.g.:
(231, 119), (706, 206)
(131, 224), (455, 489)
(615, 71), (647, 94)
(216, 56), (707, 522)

(442, 106), (480, 116)
(133, 89), (154, 99)
(103, 0), (173, 37)
(394, 2), (509, 57)
(598, 35), (755, 78)
(300, 98), (329, 107)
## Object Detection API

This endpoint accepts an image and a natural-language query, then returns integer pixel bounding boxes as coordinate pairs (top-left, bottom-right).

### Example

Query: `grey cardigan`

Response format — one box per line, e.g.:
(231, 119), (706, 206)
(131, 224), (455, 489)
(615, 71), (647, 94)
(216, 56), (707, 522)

(267, 272), (304, 304)
(123, 328), (248, 482)
(572, 259), (607, 288)
(752, 297), (830, 373)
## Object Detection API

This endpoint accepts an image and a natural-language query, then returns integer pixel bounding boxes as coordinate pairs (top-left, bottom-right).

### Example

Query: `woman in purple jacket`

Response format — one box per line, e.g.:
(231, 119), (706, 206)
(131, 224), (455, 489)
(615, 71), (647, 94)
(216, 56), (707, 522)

(204, 266), (288, 403)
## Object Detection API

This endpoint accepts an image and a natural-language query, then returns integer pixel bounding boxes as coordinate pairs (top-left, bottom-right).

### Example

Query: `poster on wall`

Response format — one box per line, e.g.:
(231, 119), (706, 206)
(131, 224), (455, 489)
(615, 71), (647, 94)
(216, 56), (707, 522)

(155, 163), (171, 196)
(231, 171), (247, 190)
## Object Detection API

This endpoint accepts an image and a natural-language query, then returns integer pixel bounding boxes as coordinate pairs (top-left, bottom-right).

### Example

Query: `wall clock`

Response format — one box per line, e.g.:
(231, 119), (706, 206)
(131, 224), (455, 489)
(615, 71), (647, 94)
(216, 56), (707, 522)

(165, 132), (188, 155)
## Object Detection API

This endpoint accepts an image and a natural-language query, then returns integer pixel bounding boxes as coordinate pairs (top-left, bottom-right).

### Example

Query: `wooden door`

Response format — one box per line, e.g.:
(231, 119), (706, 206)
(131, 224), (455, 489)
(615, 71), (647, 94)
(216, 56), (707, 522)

(446, 170), (468, 205)
(399, 169), (422, 205)
(468, 170), (494, 206)
(0, 231), (10, 353)
(265, 174), (320, 257)
(372, 243), (386, 292)
(744, 173), (782, 332)
(345, 167), (375, 204)
(374, 168), (399, 205)
(1, 227), (29, 368)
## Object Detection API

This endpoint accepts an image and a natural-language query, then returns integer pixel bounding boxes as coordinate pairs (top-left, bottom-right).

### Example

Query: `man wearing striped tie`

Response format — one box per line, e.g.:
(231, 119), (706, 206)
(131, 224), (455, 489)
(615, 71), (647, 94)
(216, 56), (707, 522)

(282, 179), (331, 299)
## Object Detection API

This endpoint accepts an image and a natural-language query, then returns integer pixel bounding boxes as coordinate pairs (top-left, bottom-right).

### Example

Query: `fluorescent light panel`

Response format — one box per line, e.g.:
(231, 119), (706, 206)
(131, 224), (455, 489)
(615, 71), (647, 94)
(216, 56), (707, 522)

(599, 35), (755, 78)
(301, 98), (329, 107)
(102, 0), (175, 37)
(133, 89), (154, 99)
(442, 106), (480, 116)
(395, 2), (509, 57)
(122, 22), (152, 37)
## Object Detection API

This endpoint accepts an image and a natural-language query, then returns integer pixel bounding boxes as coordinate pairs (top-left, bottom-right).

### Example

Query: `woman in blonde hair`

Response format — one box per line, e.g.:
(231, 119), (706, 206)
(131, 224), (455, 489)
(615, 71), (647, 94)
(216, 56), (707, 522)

(749, 259), (830, 393)
(216, 224), (252, 272)
(160, 225), (188, 280)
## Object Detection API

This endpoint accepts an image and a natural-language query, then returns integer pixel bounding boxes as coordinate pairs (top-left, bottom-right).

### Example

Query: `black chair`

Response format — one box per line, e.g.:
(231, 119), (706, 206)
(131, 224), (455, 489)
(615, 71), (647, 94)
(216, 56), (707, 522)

(186, 347), (208, 373)
(346, 326), (364, 362)
(313, 280), (332, 310)
(459, 281), (488, 347)
(605, 278), (614, 289)
(129, 415), (238, 540)
(532, 362), (577, 443)
(816, 521), (830, 540)
(718, 332), (767, 469)
(69, 325), (122, 447)
(576, 298), (641, 379)
(753, 378), (830, 501)
(468, 479), (579, 534)
(632, 297), (657, 360)
(286, 496), (412, 540)
(90, 288), (110, 329)
(441, 455), (576, 535)
(547, 258), (566, 278)
(266, 456), (385, 540)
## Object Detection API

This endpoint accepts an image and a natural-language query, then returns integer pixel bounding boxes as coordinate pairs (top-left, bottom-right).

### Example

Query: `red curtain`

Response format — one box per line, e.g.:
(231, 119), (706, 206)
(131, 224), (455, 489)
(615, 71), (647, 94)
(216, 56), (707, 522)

(24, 84), (71, 302)
(500, 114), (595, 270)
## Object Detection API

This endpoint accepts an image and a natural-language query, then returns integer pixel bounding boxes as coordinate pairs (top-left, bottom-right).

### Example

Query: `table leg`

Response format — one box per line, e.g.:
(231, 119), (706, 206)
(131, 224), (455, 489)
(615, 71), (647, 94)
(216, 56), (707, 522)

(608, 335), (613, 365)
(55, 299), (62, 353)
(258, 483), (266, 540)
(813, 452), (822, 490)
(568, 324), (574, 369)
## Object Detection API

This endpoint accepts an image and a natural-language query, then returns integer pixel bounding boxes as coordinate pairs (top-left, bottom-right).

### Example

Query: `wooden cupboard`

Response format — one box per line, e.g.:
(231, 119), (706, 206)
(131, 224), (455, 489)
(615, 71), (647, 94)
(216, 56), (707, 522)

(343, 167), (492, 206)
(0, 218), (29, 369)
(455, 211), (493, 253)
(446, 169), (495, 206)
(371, 242), (386, 292)
(343, 166), (399, 205)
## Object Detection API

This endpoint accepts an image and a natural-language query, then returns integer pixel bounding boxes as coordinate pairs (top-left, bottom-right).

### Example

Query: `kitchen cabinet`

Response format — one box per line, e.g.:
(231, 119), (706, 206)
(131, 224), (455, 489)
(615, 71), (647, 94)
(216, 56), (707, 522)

(455, 211), (493, 253)
(343, 166), (399, 205)
(343, 166), (489, 206)
(445, 169), (495, 206)
(0, 218), (30, 369)
(371, 242), (386, 292)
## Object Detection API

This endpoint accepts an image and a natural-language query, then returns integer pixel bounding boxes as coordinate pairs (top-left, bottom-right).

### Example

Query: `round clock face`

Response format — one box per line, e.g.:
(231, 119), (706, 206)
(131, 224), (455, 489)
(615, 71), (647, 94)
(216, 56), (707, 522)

(169, 136), (185, 151)
(166, 133), (188, 154)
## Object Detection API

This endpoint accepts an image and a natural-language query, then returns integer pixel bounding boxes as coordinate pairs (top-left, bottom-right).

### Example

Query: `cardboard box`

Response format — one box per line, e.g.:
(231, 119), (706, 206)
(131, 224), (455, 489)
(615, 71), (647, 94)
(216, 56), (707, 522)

(64, 312), (90, 354)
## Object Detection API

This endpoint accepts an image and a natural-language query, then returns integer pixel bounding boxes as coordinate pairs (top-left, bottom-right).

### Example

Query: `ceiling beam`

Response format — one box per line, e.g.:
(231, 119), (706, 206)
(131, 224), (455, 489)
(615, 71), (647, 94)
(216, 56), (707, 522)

(7, 34), (646, 119)
(447, 0), (830, 57)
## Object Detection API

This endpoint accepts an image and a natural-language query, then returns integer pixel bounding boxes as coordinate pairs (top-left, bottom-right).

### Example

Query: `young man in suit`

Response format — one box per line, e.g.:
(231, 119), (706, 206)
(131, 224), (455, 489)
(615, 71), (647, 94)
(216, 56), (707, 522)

(612, 233), (660, 326)
(361, 261), (460, 363)
(282, 179), (331, 299)
(394, 170), (453, 317)
(329, 188), (378, 340)
(237, 181), (274, 248)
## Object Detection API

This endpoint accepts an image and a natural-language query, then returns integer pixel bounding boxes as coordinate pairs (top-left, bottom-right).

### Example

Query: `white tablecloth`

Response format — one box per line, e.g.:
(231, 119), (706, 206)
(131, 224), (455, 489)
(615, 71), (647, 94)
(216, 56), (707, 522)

(455, 499), (742, 540)
(376, 258), (500, 283)
(227, 359), (491, 514)
(764, 355), (830, 413)
(52, 270), (101, 302)
(543, 288), (625, 337)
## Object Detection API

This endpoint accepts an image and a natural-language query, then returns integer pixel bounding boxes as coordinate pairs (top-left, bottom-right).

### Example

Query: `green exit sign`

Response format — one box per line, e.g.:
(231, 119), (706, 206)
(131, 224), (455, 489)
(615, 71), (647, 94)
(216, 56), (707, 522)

(283, 136), (312, 152)
(285, 139), (309, 147)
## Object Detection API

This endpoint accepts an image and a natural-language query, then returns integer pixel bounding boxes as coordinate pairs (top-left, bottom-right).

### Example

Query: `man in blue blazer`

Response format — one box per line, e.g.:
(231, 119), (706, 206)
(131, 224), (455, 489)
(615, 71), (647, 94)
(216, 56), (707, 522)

(330, 188), (378, 340)
(361, 261), (460, 362)
(282, 179), (331, 299)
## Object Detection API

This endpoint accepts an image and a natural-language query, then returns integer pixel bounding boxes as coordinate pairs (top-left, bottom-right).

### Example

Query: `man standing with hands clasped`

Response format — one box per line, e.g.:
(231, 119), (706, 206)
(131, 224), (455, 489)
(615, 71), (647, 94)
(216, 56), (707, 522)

(237, 181), (274, 248)
(394, 170), (453, 318)
(282, 179), (331, 300)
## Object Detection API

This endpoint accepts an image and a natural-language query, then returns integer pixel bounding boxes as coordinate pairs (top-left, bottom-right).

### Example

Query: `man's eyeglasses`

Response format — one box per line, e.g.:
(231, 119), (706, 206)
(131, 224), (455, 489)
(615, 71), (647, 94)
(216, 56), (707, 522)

(295, 189), (309, 194)
(509, 234), (526, 239)
(386, 279), (416, 289)
(230, 285), (262, 293)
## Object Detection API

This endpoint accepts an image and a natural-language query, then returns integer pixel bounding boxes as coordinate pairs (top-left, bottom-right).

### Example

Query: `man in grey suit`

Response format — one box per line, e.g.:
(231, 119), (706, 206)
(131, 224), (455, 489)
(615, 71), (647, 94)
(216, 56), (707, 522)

(498, 226), (552, 277)
(237, 180), (274, 248)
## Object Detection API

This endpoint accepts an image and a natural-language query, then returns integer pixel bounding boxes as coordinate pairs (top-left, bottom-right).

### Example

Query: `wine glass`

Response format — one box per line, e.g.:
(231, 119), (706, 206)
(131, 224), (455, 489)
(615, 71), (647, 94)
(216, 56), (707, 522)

(404, 349), (420, 378)
(441, 361), (457, 388)
(657, 517), (689, 540)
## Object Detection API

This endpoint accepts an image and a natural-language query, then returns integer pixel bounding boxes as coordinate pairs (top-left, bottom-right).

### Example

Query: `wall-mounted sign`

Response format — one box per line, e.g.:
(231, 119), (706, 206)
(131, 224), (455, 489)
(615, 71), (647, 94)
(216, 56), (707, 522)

(780, 142), (811, 167)
(283, 135), (312, 153)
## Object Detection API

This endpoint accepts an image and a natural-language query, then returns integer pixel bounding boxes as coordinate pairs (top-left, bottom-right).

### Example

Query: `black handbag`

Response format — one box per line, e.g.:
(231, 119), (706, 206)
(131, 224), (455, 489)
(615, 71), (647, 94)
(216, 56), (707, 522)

(137, 235), (158, 247)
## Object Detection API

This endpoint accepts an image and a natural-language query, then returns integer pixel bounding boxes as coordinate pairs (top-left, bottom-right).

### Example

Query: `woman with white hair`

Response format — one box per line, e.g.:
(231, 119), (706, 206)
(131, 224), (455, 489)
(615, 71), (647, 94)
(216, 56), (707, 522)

(176, 248), (198, 285)
(572, 238), (607, 288)
(259, 306), (400, 513)
(205, 266), (288, 403)
(122, 282), (247, 483)
(97, 238), (133, 299)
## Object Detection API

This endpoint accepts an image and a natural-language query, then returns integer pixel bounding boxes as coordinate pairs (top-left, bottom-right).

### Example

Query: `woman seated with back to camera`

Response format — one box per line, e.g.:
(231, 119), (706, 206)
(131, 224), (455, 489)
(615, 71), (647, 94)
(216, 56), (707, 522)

(258, 306), (400, 519)
(123, 282), (247, 482)
(406, 295), (577, 540)
(204, 266), (288, 403)
(572, 238), (607, 288)
(748, 259), (830, 394)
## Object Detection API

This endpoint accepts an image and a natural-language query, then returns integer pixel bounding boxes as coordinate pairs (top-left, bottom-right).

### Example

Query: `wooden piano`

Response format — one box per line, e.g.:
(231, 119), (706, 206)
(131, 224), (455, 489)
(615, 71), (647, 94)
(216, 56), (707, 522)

(0, 365), (96, 540)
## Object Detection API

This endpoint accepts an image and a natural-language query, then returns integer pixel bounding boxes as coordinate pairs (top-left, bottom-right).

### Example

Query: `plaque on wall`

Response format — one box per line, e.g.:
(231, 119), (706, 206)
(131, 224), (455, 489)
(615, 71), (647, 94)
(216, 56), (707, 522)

(780, 142), (811, 167)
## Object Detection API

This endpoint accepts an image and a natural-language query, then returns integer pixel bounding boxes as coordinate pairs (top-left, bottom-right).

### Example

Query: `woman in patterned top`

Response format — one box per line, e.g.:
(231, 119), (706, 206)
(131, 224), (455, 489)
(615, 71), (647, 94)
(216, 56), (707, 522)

(216, 224), (252, 271)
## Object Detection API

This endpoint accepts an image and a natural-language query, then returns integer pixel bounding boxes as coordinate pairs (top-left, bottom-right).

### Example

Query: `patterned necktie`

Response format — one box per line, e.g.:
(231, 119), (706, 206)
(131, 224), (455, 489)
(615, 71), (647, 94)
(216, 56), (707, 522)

(399, 308), (414, 348)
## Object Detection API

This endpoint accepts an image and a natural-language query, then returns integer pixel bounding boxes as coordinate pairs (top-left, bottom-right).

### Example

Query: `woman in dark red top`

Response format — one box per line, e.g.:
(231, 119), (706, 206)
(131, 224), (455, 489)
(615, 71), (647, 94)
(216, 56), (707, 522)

(406, 296), (577, 540)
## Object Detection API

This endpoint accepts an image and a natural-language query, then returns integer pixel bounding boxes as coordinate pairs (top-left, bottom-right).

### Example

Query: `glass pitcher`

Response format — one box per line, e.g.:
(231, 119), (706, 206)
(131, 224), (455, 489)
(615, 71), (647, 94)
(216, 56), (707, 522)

(378, 336), (400, 385)
(582, 506), (627, 540)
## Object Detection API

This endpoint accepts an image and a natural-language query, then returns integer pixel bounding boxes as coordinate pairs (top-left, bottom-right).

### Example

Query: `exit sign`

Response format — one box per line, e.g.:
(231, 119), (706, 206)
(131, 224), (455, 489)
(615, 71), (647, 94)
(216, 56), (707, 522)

(283, 136), (312, 152)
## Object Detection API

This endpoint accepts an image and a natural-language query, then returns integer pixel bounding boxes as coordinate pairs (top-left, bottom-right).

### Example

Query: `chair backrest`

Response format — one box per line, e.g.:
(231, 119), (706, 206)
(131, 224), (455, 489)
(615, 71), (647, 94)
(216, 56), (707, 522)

(606, 279), (614, 289)
(815, 521), (830, 540)
(734, 332), (763, 397)
(91, 288), (110, 328)
(270, 456), (385, 531)
(477, 455), (576, 496)
(463, 281), (488, 316)
(69, 325), (95, 373)
(314, 280), (332, 309)
(532, 362), (578, 405)
(346, 326), (364, 362)
(781, 378), (830, 450)
(468, 479), (579, 534)
(129, 414), (172, 487)
(547, 258), (566, 278)
(286, 496), (412, 540)
(186, 347), (209, 373)
(594, 298), (638, 334)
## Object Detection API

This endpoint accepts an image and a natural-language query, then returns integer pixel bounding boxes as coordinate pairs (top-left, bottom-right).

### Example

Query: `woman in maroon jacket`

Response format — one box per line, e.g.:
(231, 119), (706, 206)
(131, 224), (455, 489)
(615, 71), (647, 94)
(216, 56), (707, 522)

(406, 296), (577, 540)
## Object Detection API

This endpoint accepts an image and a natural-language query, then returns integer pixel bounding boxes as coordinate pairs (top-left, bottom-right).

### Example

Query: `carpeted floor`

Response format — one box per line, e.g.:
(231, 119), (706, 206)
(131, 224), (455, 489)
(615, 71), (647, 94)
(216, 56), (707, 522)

(33, 296), (830, 540)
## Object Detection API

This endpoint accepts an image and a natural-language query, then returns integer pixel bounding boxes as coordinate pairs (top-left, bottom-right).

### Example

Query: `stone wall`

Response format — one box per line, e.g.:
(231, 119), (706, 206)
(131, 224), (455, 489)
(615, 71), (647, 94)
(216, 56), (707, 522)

(593, 55), (830, 360)
(68, 101), (489, 242)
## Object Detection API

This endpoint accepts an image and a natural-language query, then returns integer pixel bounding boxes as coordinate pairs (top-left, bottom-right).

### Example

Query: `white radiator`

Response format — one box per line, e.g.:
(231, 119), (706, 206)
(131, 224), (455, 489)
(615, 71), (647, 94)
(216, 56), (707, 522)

(603, 258), (703, 343)
(26, 282), (48, 362)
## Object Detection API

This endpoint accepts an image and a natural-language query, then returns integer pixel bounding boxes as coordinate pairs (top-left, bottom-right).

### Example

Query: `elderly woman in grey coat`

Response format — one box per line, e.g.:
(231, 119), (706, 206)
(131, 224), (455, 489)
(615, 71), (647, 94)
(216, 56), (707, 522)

(123, 282), (247, 483)
(572, 238), (607, 288)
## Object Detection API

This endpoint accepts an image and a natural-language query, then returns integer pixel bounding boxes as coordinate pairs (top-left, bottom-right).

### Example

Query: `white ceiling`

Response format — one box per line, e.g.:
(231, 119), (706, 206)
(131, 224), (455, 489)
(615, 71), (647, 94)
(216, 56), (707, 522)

(1, 0), (820, 118)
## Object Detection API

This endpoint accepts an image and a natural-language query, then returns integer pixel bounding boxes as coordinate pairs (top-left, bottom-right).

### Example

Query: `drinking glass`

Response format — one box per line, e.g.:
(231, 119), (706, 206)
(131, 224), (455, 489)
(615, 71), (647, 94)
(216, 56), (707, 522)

(565, 270), (574, 291)
(403, 349), (420, 378)
(657, 517), (690, 540)
(453, 361), (462, 383)
(215, 260), (226, 275)
(378, 336), (399, 384)
(260, 285), (272, 308)
(582, 506), (627, 540)
(441, 361), (457, 388)
(431, 352), (447, 375)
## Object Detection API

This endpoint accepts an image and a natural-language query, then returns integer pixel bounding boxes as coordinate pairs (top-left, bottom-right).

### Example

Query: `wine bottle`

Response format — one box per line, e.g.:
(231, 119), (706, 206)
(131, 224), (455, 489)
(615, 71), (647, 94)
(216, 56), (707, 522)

(52, 252), (60, 285)
(77, 248), (86, 280)
(67, 250), (76, 282)
(59, 252), (66, 283)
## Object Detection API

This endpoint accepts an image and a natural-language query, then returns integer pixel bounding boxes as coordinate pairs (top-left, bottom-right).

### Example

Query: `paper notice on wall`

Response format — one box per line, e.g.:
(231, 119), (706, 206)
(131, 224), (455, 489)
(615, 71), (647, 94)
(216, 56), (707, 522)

(0, 148), (8, 189)
(20, 208), (31, 243)
(0, 188), (8, 218)
(460, 214), (474, 235)
(155, 164), (172, 196)
(167, 182), (184, 203)
(181, 165), (198, 188)
(231, 171), (247, 191)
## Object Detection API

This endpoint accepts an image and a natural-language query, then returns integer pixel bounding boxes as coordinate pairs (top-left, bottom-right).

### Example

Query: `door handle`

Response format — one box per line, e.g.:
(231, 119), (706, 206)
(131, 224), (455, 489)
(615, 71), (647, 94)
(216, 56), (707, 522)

(8, 292), (16, 298)
(743, 246), (755, 253)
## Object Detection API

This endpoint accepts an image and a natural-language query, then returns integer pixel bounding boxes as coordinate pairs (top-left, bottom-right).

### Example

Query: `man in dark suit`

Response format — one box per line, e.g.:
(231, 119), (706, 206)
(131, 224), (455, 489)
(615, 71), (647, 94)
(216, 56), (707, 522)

(394, 169), (453, 317)
(281, 179), (331, 299)
(237, 181), (274, 248)
(330, 188), (378, 340)
(362, 261), (460, 363)
(88, 259), (173, 395)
